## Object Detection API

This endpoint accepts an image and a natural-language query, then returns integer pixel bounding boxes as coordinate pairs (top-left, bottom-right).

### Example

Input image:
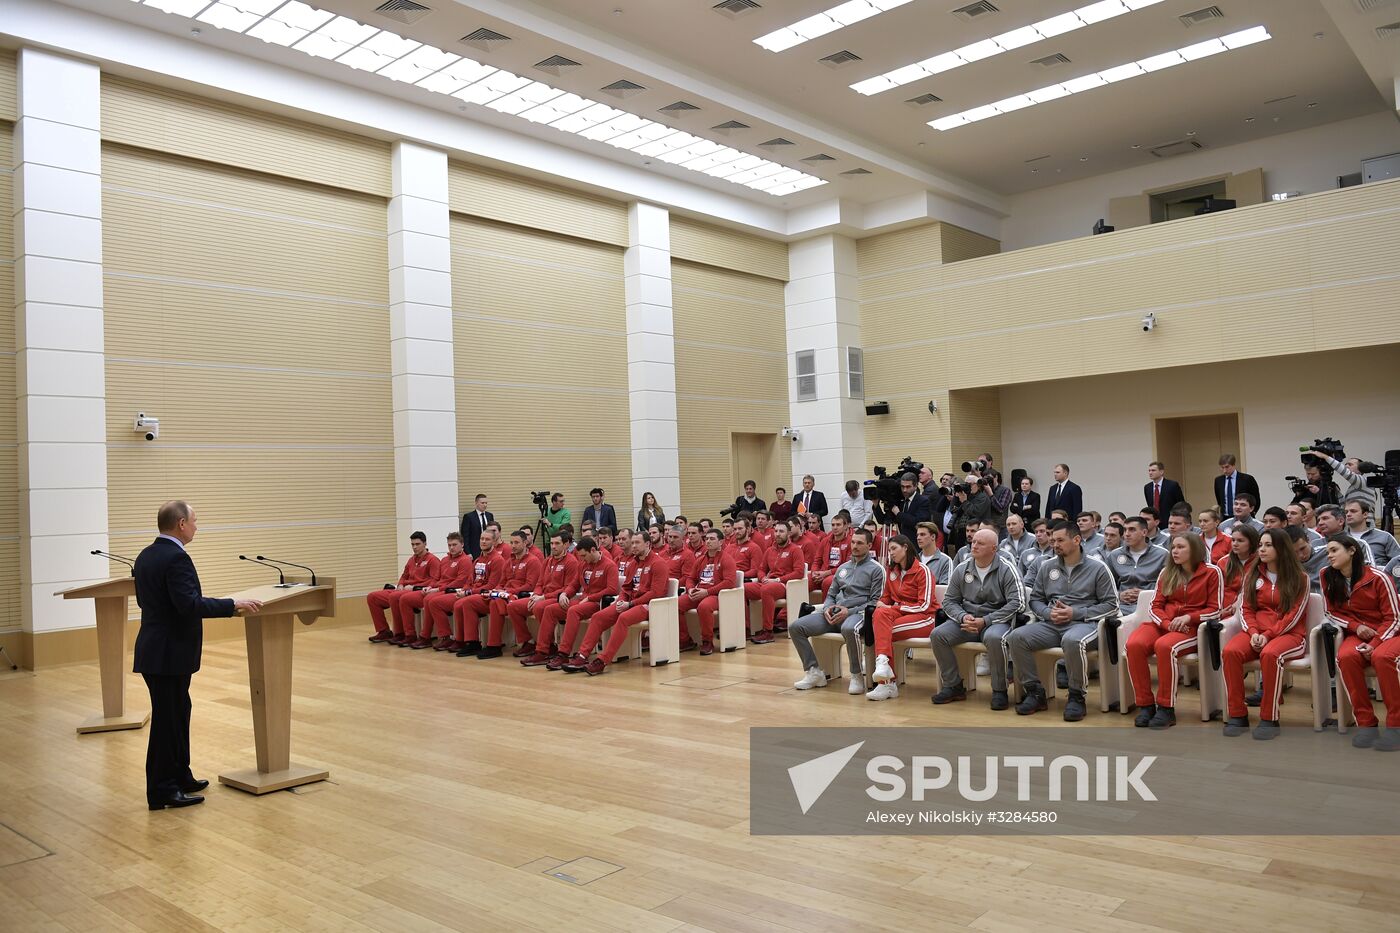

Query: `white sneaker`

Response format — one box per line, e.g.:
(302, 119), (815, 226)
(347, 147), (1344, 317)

(848, 675), (865, 695)
(866, 682), (899, 701)
(794, 668), (827, 690)
(873, 654), (894, 684)
(975, 654), (991, 677)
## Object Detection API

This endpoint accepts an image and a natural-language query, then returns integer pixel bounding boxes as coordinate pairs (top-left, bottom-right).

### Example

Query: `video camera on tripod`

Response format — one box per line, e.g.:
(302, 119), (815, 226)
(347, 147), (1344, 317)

(530, 490), (550, 516)
(863, 456), (925, 508)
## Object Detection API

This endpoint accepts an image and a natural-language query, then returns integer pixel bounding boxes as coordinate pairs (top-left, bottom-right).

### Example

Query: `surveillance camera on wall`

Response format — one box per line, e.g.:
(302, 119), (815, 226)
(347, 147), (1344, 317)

(134, 412), (159, 441)
(1141, 313), (1156, 333)
(780, 426), (801, 442)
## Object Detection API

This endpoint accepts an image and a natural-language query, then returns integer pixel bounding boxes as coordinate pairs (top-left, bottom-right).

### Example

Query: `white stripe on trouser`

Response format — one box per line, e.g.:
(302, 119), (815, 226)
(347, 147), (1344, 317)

(1076, 629), (1097, 692)
(1166, 637), (1198, 707)
(1268, 641), (1308, 719)
(891, 616), (936, 635)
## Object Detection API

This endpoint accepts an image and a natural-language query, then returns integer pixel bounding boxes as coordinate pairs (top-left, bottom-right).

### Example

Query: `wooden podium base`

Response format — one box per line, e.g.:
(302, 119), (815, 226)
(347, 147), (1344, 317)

(218, 763), (329, 795)
(76, 709), (150, 734)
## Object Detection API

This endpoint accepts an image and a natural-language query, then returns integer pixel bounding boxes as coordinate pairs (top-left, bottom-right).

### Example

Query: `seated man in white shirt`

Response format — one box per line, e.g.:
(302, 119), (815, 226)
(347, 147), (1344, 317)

(838, 480), (874, 531)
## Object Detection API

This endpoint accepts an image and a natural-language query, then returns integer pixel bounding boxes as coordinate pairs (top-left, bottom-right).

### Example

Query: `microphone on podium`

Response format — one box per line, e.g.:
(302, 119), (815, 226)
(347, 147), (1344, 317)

(91, 549), (136, 576)
(238, 554), (286, 586)
(256, 555), (318, 586)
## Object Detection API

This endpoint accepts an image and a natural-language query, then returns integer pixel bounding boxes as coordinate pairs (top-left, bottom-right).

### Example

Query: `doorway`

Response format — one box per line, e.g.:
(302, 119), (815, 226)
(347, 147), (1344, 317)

(730, 432), (782, 507)
(1154, 412), (1243, 518)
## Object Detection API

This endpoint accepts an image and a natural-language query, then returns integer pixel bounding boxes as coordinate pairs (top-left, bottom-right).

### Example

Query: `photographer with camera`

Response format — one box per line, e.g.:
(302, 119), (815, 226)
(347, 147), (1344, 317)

(1291, 463), (1339, 507)
(874, 472), (931, 542)
(733, 480), (766, 516)
(953, 477), (993, 545)
(839, 480), (874, 530)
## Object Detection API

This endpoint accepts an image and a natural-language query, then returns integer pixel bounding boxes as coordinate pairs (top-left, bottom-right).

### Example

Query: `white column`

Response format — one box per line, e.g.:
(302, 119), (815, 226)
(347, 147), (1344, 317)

(389, 141), (459, 561)
(624, 202), (681, 519)
(785, 234), (867, 499)
(15, 49), (111, 635)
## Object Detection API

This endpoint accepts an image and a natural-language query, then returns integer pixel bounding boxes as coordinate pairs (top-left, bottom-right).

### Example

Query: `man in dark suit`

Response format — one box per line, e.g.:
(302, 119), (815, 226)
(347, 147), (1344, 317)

(794, 474), (828, 529)
(875, 473), (931, 541)
(1214, 454), (1260, 520)
(1044, 463), (1083, 522)
(460, 493), (494, 558)
(1144, 461), (1185, 518)
(733, 480), (766, 516)
(1012, 475), (1041, 525)
(582, 487), (618, 533)
(134, 500), (261, 811)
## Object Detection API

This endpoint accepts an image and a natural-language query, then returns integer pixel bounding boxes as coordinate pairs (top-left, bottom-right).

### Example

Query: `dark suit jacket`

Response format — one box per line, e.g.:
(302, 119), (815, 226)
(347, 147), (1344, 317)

(461, 510), (494, 558)
(1144, 478), (1185, 517)
(733, 496), (766, 515)
(1045, 480), (1083, 522)
(794, 489), (828, 526)
(584, 503), (618, 533)
(132, 537), (236, 677)
(1214, 472), (1261, 516)
(877, 493), (931, 541)
(1011, 491), (1041, 524)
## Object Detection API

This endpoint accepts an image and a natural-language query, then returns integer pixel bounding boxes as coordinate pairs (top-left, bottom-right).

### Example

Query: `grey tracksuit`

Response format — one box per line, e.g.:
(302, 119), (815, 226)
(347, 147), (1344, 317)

(791, 553), (885, 676)
(1107, 544), (1169, 617)
(999, 533), (1034, 564)
(1080, 532), (1105, 558)
(1021, 545), (1052, 579)
(1302, 545), (1329, 593)
(1220, 515), (1264, 535)
(932, 553), (1025, 692)
(1006, 552), (1119, 693)
(919, 549), (953, 586)
(1357, 527), (1399, 567)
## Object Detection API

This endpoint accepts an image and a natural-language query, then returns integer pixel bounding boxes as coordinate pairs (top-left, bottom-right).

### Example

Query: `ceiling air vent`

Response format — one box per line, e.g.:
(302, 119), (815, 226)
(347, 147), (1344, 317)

(659, 101), (701, 114)
(820, 50), (863, 67)
(1377, 20), (1400, 37)
(905, 93), (943, 106)
(713, 0), (762, 17)
(1149, 138), (1205, 158)
(1030, 52), (1071, 68)
(841, 167), (872, 175)
(535, 55), (582, 76)
(952, 1), (999, 22)
(1179, 6), (1224, 27)
(600, 79), (646, 99)
(801, 153), (837, 162)
(461, 28), (511, 53)
(374, 0), (431, 25)
(711, 120), (750, 134)
(758, 137), (795, 149)
(1355, 0), (1400, 11)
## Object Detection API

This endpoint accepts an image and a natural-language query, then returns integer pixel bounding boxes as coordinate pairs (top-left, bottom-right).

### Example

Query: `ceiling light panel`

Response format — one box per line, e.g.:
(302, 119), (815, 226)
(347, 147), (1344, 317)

(929, 25), (1271, 130)
(850, 0), (1166, 95)
(754, 0), (912, 52)
(136, 0), (825, 197)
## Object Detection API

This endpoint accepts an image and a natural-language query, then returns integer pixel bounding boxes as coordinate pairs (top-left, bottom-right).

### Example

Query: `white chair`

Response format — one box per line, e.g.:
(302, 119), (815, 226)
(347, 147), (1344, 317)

(715, 570), (748, 652)
(1115, 590), (1223, 722)
(622, 578), (681, 666)
(1214, 593), (1329, 731)
(778, 567), (810, 634)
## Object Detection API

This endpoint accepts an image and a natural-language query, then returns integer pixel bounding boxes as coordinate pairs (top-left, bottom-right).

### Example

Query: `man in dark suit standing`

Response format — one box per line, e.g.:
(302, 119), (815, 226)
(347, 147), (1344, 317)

(1012, 475), (1041, 525)
(1144, 461), (1185, 517)
(134, 500), (261, 810)
(1044, 463), (1083, 522)
(1214, 454), (1260, 520)
(794, 474), (828, 529)
(875, 473), (931, 541)
(582, 487), (618, 532)
(460, 493), (494, 557)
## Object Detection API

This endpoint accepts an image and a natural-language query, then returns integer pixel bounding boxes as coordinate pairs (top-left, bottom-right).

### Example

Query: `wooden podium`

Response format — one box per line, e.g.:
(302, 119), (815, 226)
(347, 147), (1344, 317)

(218, 578), (337, 795)
(56, 577), (148, 734)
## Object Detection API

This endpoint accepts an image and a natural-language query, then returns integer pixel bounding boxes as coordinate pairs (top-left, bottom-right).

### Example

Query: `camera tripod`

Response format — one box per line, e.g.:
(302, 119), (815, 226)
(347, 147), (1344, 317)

(533, 503), (552, 549)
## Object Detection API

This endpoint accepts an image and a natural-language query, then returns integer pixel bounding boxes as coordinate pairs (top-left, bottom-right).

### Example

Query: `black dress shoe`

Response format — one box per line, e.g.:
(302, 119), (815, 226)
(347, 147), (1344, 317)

(182, 779), (210, 793)
(148, 790), (205, 811)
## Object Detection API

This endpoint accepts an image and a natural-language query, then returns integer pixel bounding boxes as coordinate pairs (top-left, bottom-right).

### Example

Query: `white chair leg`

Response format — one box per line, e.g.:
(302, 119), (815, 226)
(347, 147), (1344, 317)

(647, 598), (681, 667)
(716, 588), (747, 652)
(1035, 653), (1061, 703)
(813, 636), (844, 680)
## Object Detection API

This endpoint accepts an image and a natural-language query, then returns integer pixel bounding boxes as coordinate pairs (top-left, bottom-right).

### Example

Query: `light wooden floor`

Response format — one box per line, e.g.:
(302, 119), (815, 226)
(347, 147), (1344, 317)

(2, 626), (1397, 932)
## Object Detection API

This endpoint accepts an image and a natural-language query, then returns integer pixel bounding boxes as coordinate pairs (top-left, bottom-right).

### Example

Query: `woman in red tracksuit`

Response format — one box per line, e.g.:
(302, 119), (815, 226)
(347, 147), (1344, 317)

(1222, 528), (1309, 740)
(1217, 523), (1260, 616)
(1126, 533), (1223, 729)
(865, 535), (938, 702)
(1324, 534), (1400, 750)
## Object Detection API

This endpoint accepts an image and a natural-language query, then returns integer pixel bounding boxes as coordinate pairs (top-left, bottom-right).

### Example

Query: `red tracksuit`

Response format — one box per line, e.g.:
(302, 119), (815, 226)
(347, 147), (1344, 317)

(754, 527), (775, 549)
(1223, 573), (1309, 720)
(747, 542), (804, 631)
(1202, 534), (1230, 564)
(1126, 562), (1224, 708)
(579, 549), (669, 663)
(792, 531), (824, 576)
(556, 554), (620, 655)
(486, 552), (543, 646)
(421, 553), (479, 640)
(452, 551), (507, 643)
(678, 549), (737, 642)
(398, 551), (474, 639)
(510, 552), (579, 649)
(1217, 554), (1256, 617)
(813, 532), (852, 598)
(664, 545), (690, 581)
(366, 552), (440, 634)
(870, 561), (939, 659)
(1329, 566), (1400, 728)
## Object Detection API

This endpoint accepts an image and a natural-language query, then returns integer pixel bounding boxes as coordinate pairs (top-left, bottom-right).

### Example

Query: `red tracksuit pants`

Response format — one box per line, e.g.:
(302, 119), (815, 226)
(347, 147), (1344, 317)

(535, 602), (570, 653)
(676, 593), (716, 642)
(392, 590), (430, 638)
(557, 601), (603, 656)
(1125, 623), (1198, 708)
(580, 604), (651, 662)
(504, 597), (541, 646)
(870, 606), (937, 658)
(1337, 635), (1400, 729)
(422, 593), (459, 639)
(453, 594), (494, 644)
(366, 589), (411, 634)
(1223, 630), (1307, 721)
(744, 581), (785, 632)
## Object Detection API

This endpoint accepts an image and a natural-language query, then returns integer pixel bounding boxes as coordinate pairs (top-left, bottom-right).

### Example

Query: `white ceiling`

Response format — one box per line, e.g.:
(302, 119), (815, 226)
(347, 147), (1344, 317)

(47, 0), (1399, 217)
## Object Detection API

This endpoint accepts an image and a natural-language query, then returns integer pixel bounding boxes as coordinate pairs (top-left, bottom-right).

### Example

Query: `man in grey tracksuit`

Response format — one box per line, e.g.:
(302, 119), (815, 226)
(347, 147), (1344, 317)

(791, 529), (886, 694)
(930, 529), (1025, 710)
(1005, 521), (1118, 721)
(1107, 517), (1169, 617)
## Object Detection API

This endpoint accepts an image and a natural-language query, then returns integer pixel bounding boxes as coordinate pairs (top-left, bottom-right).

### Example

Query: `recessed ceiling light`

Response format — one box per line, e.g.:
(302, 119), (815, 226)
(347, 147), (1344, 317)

(755, 0), (916, 53)
(1245, 116), (1254, 122)
(1307, 101), (1318, 108)
(1030, 168), (1039, 173)
(1079, 156), (1088, 161)
(190, 27), (201, 36)
(1131, 144), (1141, 148)
(1186, 130), (1196, 136)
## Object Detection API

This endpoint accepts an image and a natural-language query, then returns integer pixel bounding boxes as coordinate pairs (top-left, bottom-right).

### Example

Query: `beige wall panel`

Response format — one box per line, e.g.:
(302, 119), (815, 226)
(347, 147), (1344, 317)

(1311, 279), (1400, 350)
(0, 52), (14, 122)
(669, 216), (787, 281)
(857, 223), (943, 276)
(448, 161), (627, 247)
(455, 450), (631, 530)
(100, 77), (390, 196)
(672, 261), (789, 316)
(949, 388), (1001, 466)
(456, 384), (630, 445)
(940, 224), (1000, 263)
(0, 123), (14, 631)
(1214, 229), (1311, 298)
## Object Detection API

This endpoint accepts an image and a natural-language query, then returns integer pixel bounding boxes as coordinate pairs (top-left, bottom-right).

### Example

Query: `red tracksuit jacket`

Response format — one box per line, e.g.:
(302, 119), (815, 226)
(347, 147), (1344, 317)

(1202, 534), (1230, 564)
(535, 552), (581, 601)
(622, 550), (669, 606)
(761, 543), (804, 583)
(880, 561), (937, 616)
(500, 552), (543, 596)
(686, 550), (737, 599)
(468, 552), (506, 594)
(823, 533), (852, 574)
(754, 528), (775, 549)
(1149, 562), (1224, 632)
(579, 554), (620, 602)
(664, 545), (690, 581)
(398, 553), (439, 587)
(731, 537), (767, 579)
(1241, 572), (1308, 638)
(790, 531), (824, 572)
(434, 553), (476, 593)
(1217, 554), (1257, 612)
(1322, 566), (1400, 641)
